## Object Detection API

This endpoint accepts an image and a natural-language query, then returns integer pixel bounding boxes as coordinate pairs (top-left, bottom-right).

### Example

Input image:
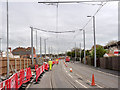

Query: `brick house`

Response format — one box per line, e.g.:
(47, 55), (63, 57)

(12, 47), (36, 58)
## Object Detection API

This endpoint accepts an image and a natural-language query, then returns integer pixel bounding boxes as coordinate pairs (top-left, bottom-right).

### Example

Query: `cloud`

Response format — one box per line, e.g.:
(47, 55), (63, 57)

(0, 1), (118, 54)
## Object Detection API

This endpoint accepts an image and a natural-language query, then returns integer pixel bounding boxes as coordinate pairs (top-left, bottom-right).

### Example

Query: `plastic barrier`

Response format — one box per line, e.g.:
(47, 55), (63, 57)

(22, 68), (32, 84)
(35, 66), (42, 83)
(45, 64), (49, 71)
(0, 79), (9, 90)
(17, 70), (23, 89)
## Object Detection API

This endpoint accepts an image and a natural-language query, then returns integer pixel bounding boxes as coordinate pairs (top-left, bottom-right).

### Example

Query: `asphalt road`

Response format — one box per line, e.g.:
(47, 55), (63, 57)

(29, 59), (118, 89)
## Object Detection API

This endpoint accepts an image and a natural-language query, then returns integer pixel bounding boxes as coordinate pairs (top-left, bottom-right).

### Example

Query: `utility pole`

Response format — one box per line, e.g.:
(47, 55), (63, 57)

(80, 43), (81, 62)
(0, 38), (2, 57)
(44, 39), (46, 62)
(93, 16), (96, 67)
(6, 0), (9, 78)
(87, 16), (96, 67)
(30, 27), (34, 64)
(51, 46), (52, 59)
(36, 30), (37, 55)
(79, 29), (86, 64)
(75, 42), (77, 61)
(83, 30), (86, 64)
(40, 37), (42, 58)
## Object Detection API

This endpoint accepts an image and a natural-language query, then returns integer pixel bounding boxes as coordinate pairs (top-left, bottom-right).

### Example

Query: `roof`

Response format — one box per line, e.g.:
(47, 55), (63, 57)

(12, 47), (36, 55)
(104, 41), (120, 49)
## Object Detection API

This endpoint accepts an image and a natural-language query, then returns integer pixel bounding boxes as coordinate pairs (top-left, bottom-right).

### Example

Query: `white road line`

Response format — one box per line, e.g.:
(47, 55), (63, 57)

(96, 70), (118, 78)
(75, 80), (87, 88)
(76, 74), (83, 78)
(87, 80), (103, 88)
(68, 74), (73, 78)
(96, 84), (103, 88)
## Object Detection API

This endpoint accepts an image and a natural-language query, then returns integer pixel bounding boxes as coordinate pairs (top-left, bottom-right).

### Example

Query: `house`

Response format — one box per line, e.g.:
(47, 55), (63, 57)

(12, 47), (36, 58)
(104, 41), (120, 57)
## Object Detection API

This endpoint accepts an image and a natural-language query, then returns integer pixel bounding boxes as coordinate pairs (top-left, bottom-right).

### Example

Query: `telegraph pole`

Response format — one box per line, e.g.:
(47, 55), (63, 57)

(30, 27), (34, 64)
(6, 0), (9, 78)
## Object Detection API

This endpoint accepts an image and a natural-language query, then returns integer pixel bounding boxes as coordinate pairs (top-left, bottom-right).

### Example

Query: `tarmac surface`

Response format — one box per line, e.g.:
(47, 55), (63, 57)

(29, 59), (118, 89)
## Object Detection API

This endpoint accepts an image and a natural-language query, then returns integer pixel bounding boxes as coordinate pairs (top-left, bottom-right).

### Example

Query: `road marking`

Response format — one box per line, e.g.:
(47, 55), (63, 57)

(68, 74), (73, 78)
(96, 84), (103, 88)
(87, 80), (103, 88)
(96, 70), (118, 78)
(75, 80), (87, 88)
(76, 74), (83, 78)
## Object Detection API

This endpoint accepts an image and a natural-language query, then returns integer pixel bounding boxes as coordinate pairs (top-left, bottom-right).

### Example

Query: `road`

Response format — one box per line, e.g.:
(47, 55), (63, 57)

(29, 59), (118, 89)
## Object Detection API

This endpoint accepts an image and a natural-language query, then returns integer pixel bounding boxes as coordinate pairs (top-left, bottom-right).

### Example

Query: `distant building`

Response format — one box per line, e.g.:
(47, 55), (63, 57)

(12, 47), (36, 58)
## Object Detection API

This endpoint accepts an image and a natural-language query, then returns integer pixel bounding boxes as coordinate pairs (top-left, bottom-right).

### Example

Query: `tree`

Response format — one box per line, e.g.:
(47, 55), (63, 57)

(91, 45), (106, 59)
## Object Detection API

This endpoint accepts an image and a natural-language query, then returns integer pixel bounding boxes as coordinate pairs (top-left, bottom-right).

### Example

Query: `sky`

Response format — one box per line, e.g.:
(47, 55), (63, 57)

(0, 0), (118, 54)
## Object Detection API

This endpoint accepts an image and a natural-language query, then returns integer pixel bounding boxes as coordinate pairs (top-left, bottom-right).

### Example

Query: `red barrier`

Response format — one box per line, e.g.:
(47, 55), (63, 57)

(35, 66), (42, 82)
(45, 64), (49, 71)
(0, 79), (9, 90)
(9, 73), (18, 89)
(22, 68), (32, 84)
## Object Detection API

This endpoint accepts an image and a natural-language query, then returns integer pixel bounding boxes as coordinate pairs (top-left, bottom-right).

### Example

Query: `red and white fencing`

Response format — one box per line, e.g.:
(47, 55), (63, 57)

(0, 67), (32, 90)
(35, 63), (49, 83)
(0, 63), (49, 89)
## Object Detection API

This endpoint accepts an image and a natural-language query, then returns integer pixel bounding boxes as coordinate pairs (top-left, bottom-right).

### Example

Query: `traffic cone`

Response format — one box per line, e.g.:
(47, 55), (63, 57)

(70, 67), (72, 72)
(91, 74), (95, 86)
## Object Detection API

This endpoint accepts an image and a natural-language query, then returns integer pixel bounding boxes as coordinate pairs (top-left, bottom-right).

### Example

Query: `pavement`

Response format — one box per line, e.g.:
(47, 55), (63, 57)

(29, 59), (118, 89)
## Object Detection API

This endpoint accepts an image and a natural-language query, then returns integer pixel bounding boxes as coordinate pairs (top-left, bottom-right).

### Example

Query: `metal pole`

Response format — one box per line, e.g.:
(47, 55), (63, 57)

(93, 16), (96, 67)
(0, 38), (2, 57)
(40, 37), (42, 58)
(83, 30), (86, 64)
(36, 31), (37, 55)
(44, 39), (46, 62)
(80, 43), (81, 62)
(75, 42), (77, 61)
(30, 27), (34, 64)
(6, 0), (9, 78)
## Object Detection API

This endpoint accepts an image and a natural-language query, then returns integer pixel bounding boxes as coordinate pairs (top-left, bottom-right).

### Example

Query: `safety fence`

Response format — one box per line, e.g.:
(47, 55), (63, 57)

(0, 60), (58, 89)
(35, 63), (49, 83)
(0, 67), (32, 90)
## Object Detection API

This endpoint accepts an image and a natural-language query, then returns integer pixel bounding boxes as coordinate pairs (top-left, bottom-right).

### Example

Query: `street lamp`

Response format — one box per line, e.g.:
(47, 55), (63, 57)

(79, 29), (86, 64)
(87, 16), (96, 67)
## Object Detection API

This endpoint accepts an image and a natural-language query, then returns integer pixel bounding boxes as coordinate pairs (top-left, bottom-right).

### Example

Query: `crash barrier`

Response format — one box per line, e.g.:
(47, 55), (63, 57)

(0, 67), (32, 90)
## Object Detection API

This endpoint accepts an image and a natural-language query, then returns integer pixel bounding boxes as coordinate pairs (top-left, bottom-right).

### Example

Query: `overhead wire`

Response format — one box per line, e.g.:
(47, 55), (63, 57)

(71, 2), (107, 42)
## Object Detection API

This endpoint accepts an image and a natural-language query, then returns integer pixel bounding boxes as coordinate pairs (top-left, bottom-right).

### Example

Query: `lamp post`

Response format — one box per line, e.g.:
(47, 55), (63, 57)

(79, 29), (86, 64)
(87, 16), (96, 67)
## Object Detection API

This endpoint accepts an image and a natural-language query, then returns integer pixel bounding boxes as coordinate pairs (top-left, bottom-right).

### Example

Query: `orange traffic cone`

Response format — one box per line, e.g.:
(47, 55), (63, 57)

(70, 67), (72, 72)
(91, 74), (95, 86)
